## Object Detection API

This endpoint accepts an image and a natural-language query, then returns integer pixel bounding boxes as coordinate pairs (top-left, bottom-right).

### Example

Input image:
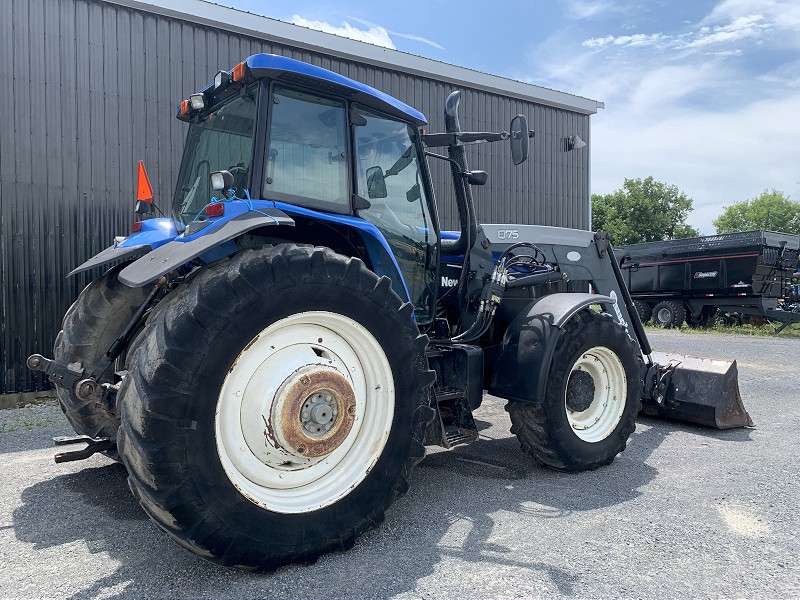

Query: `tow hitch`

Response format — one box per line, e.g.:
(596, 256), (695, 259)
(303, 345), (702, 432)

(53, 435), (115, 463)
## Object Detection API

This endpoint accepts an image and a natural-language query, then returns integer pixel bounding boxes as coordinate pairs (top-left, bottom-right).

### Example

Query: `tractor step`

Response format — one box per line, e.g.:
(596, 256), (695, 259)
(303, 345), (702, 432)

(53, 435), (115, 463)
(443, 426), (479, 448)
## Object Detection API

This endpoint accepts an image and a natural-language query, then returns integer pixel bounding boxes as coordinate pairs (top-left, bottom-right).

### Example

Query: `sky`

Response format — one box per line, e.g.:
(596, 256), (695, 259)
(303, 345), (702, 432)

(218, 0), (800, 234)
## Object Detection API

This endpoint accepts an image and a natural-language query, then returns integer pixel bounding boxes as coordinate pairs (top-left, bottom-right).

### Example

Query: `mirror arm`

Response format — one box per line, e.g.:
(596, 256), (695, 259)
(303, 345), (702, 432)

(421, 131), (508, 148)
(423, 151), (483, 182)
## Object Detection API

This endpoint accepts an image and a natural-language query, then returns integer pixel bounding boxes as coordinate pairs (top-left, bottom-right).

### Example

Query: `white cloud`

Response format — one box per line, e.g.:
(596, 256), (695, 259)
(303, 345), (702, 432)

(290, 15), (395, 49)
(346, 16), (445, 50)
(704, 0), (800, 30)
(681, 14), (769, 48)
(564, 0), (620, 20)
(583, 33), (667, 49)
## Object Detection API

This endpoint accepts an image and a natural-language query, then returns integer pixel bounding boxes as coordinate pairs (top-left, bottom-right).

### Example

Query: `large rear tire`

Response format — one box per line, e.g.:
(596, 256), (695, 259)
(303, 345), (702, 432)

(117, 245), (435, 570)
(506, 310), (641, 472)
(53, 265), (149, 440)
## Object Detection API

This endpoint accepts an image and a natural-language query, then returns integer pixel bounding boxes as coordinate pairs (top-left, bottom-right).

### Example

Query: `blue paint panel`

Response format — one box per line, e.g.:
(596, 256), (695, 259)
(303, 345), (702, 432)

(117, 217), (179, 249)
(180, 53), (427, 126)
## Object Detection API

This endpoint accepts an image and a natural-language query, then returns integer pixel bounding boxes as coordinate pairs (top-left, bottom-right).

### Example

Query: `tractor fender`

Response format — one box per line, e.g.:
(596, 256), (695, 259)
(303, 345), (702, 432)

(118, 209), (294, 287)
(68, 244), (151, 277)
(487, 293), (616, 404)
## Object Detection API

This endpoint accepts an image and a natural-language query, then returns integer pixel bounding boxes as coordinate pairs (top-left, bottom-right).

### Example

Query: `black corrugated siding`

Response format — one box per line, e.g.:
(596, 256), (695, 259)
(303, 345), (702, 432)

(0, 0), (591, 393)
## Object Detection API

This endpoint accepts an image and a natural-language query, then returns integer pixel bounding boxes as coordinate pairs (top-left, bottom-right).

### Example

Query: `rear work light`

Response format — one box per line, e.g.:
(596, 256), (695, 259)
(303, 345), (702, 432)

(205, 203), (225, 218)
(214, 70), (230, 89)
(190, 93), (206, 110)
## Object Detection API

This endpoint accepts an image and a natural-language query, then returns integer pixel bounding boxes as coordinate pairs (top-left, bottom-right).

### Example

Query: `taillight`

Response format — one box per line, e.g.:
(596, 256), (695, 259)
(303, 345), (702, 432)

(205, 203), (224, 217)
(179, 100), (190, 116)
(131, 222), (143, 232)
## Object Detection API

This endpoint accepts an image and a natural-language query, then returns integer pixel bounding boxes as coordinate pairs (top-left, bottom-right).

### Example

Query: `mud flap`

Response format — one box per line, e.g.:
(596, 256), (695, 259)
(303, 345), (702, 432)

(642, 352), (754, 429)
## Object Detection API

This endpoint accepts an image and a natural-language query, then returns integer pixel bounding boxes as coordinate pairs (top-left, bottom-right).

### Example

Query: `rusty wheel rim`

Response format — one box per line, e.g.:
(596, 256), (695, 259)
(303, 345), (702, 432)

(215, 311), (395, 514)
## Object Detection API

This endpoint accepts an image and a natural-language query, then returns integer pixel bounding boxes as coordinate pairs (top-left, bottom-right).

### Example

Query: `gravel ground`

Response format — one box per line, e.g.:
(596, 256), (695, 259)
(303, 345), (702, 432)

(1, 330), (798, 599)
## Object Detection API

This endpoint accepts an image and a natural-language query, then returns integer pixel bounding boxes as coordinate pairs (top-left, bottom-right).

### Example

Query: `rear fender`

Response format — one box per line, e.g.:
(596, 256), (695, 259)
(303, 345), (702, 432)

(118, 209), (294, 287)
(486, 293), (615, 403)
(68, 217), (178, 277)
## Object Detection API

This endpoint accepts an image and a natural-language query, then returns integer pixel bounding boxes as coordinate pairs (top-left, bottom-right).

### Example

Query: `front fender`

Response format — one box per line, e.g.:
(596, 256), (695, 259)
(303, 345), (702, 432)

(118, 209), (294, 287)
(487, 293), (615, 404)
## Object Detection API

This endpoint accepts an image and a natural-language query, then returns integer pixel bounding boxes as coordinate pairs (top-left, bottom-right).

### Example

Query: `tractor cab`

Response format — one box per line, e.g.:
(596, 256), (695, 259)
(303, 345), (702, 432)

(171, 54), (440, 322)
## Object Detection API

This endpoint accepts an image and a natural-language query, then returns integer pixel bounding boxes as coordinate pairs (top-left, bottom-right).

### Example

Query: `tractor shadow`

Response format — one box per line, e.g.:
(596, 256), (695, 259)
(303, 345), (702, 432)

(11, 415), (753, 599)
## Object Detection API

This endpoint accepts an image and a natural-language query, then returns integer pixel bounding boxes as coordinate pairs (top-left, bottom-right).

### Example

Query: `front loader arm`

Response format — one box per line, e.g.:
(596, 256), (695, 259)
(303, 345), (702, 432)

(480, 224), (650, 355)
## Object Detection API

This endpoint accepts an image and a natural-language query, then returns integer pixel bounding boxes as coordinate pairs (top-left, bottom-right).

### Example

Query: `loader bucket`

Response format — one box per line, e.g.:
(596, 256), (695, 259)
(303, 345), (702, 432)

(641, 352), (754, 429)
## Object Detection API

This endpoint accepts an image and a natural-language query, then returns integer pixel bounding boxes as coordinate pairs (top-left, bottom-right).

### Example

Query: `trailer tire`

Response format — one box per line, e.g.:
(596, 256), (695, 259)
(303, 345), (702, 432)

(633, 300), (652, 324)
(53, 265), (149, 442)
(652, 300), (686, 328)
(686, 306), (717, 328)
(506, 310), (641, 472)
(117, 244), (435, 571)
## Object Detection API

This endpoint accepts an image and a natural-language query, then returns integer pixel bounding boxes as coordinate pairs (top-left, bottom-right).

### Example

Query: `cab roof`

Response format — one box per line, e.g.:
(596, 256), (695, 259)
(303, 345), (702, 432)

(192, 54), (428, 127)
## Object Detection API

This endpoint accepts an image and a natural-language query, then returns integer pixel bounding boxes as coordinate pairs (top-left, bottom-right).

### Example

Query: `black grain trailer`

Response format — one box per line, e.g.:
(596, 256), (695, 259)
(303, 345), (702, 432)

(618, 231), (800, 331)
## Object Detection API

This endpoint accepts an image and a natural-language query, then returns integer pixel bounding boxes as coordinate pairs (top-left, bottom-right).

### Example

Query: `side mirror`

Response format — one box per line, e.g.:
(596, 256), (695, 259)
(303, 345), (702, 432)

(510, 115), (530, 165)
(465, 170), (488, 186)
(366, 166), (388, 199)
(210, 170), (234, 192)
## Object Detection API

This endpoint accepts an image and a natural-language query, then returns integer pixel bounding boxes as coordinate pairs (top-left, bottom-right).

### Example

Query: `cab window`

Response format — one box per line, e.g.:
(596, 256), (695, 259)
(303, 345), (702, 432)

(264, 86), (349, 212)
(353, 107), (437, 322)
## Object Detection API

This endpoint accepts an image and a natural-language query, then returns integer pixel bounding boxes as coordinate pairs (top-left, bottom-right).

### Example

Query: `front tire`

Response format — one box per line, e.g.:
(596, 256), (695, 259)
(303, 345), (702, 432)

(117, 245), (435, 570)
(506, 310), (641, 472)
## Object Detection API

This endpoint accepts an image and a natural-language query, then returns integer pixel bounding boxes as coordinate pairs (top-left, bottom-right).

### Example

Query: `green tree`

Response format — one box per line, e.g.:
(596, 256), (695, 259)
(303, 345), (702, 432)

(713, 189), (800, 234)
(591, 176), (700, 245)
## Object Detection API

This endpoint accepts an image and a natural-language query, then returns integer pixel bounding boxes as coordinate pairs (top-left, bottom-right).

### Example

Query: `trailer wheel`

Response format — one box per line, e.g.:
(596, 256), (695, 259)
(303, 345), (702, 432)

(686, 306), (717, 328)
(633, 300), (652, 324)
(117, 245), (435, 570)
(652, 300), (686, 328)
(53, 265), (149, 441)
(506, 310), (641, 472)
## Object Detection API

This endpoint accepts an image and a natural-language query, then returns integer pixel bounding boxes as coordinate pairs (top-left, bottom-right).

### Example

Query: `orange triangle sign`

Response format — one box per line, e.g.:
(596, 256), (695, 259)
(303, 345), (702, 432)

(136, 161), (154, 202)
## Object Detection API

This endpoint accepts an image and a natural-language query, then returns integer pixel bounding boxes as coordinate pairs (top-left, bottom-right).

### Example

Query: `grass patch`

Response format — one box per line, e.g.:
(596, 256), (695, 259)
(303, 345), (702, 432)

(644, 320), (800, 338)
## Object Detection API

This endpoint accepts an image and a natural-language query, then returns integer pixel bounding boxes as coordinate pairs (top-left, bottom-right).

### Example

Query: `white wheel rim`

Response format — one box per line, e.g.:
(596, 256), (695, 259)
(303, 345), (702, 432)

(564, 346), (627, 443)
(215, 311), (394, 514)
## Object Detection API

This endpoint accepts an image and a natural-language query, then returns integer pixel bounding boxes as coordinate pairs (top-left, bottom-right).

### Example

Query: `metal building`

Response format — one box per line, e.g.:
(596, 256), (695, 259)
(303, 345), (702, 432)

(0, 0), (603, 394)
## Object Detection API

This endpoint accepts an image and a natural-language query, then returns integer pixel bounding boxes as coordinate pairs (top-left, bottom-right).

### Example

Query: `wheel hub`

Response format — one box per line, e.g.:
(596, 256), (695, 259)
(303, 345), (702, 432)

(271, 366), (356, 459)
(566, 370), (595, 412)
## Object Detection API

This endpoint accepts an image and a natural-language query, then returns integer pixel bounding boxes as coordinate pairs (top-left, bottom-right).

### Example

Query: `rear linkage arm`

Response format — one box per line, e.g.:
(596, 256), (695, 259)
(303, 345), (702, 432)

(28, 276), (167, 403)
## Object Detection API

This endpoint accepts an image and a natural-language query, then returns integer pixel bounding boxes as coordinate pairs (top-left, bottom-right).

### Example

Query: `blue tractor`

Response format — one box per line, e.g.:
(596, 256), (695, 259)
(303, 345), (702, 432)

(28, 54), (751, 570)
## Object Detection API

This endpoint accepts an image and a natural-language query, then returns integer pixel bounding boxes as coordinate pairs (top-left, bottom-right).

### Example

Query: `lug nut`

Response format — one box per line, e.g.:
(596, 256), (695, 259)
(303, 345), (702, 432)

(297, 445), (306, 454)
(300, 376), (310, 385)
(348, 405), (356, 416)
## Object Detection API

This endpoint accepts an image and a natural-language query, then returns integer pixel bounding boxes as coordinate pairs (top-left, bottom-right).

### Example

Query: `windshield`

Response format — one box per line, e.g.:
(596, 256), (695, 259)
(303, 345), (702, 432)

(172, 83), (258, 224)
